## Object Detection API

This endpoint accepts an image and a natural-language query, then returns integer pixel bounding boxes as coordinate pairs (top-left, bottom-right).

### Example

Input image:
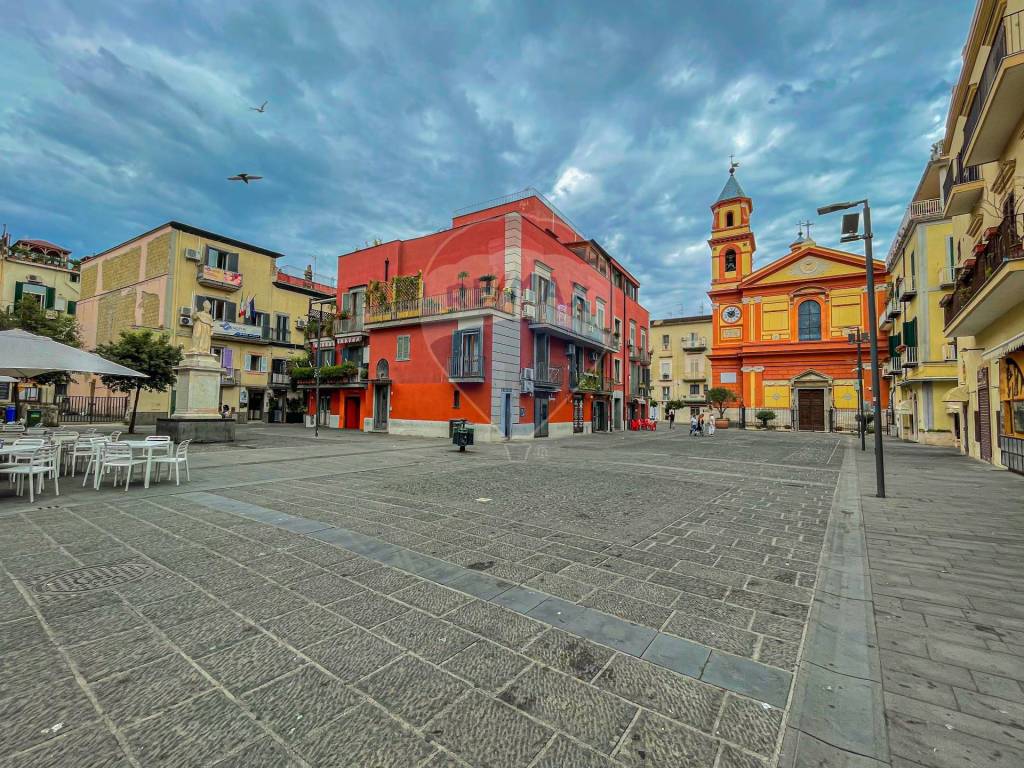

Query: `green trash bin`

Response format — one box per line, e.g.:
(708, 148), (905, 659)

(25, 408), (43, 427)
(452, 424), (474, 452)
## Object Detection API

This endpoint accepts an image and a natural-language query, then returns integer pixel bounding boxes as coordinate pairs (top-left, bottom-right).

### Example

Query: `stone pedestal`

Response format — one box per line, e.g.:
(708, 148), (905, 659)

(171, 352), (223, 419)
(154, 352), (235, 443)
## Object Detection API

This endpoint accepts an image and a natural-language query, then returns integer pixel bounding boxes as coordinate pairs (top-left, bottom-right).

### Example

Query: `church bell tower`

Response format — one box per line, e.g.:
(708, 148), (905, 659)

(709, 162), (756, 285)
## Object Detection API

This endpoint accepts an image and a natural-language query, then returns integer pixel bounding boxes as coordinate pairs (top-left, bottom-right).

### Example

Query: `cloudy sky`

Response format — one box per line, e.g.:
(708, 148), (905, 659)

(2, 1), (972, 318)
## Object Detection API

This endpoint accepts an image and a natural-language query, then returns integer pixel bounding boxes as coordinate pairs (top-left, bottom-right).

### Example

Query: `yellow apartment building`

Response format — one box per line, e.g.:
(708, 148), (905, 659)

(651, 314), (712, 416)
(939, 0), (1024, 473)
(880, 153), (959, 446)
(0, 235), (81, 406)
(72, 222), (332, 425)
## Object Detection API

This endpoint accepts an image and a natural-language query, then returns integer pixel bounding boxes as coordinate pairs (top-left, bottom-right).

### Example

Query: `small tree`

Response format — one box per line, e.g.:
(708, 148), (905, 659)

(706, 387), (736, 419)
(94, 330), (183, 433)
(755, 409), (777, 428)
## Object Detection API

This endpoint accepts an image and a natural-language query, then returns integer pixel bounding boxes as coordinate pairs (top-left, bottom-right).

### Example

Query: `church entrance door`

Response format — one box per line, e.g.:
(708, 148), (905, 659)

(797, 389), (826, 431)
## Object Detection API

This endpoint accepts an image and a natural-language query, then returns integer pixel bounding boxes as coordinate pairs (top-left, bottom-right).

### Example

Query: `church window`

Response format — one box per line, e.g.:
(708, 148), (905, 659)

(798, 301), (821, 341)
(726, 211), (735, 227)
(724, 250), (737, 273)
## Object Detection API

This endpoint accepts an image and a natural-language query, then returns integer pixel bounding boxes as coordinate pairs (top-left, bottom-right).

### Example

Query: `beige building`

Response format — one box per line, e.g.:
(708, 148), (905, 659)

(880, 152), (959, 446)
(72, 222), (332, 424)
(651, 314), (712, 416)
(0, 234), (81, 405)
(938, 0), (1024, 474)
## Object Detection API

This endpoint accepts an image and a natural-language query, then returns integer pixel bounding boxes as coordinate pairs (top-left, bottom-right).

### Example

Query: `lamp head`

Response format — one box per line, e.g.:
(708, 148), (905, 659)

(817, 201), (858, 215)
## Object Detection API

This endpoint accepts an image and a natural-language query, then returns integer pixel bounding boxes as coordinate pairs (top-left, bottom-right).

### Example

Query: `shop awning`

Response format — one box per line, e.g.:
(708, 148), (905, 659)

(982, 331), (1024, 362)
(942, 384), (969, 403)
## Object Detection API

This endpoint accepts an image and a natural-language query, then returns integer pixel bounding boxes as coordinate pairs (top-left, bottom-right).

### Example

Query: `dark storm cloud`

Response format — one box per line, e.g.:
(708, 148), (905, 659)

(0, 0), (971, 316)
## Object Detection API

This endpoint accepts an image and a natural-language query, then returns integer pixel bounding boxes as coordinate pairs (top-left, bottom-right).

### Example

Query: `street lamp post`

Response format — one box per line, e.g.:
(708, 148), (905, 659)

(848, 330), (866, 451)
(819, 199), (886, 497)
(307, 298), (323, 439)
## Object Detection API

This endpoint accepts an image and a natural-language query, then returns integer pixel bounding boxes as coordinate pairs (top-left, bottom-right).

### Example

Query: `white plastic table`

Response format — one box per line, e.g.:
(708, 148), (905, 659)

(111, 440), (173, 489)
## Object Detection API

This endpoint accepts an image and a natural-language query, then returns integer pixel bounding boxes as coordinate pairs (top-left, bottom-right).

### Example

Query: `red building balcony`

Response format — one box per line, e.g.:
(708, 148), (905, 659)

(526, 303), (616, 351)
(366, 288), (514, 326)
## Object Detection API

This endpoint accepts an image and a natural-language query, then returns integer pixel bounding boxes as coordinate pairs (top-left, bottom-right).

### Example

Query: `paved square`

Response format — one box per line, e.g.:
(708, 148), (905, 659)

(0, 425), (844, 766)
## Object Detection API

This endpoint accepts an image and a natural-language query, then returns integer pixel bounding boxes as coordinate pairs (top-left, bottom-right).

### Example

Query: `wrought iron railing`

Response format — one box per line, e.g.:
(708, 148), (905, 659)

(942, 150), (983, 206)
(334, 314), (365, 335)
(529, 303), (616, 348)
(962, 10), (1024, 159)
(887, 198), (943, 266)
(885, 355), (902, 376)
(902, 346), (919, 367)
(571, 370), (607, 392)
(448, 355), (485, 379)
(681, 336), (707, 350)
(533, 362), (563, 389)
(944, 208), (1023, 327)
(367, 287), (513, 324)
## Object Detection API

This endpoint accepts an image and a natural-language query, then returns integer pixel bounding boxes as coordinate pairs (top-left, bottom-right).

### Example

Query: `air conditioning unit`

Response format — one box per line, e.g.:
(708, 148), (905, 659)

(521, 367), (534, 381)
(295, 317), (307, 330)
(179, 306), (193, 317)
(184, 248), (201, 262)
(179, 315), (193, 327)
(27, 274), (41, 283)
(521, 288), (535, 304)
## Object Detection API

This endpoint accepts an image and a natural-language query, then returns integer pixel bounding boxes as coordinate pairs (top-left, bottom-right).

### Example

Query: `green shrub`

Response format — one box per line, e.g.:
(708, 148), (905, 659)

(755, 409), (777, 428)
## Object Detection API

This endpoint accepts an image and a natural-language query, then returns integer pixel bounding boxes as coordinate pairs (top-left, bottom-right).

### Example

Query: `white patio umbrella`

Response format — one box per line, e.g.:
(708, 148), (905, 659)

(0, 329), (146, 379)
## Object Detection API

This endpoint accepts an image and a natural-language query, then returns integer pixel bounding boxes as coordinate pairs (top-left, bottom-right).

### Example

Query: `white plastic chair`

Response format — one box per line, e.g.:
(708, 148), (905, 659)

(0, 445), (58, 502)
(25, 427), (48, 437)
(72, 436), (103, 479)
(152, 440), (191, 485)
(2, 423), (25, 434)
(79, 437), (110, 487)
(107, 430), (122, 443)
(95, 442), (146, 491)
(144, 435), (173, 457)
(51, 431), (79, 475)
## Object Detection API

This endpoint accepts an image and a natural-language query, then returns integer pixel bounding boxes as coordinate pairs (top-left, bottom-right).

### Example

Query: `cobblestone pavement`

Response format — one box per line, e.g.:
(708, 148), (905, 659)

(858, 440), (1024, 768)
(0, 425), (844, 767)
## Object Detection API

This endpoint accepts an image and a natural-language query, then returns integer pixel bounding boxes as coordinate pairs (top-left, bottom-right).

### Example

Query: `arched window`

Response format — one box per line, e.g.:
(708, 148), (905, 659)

(724, 249), (737, 273)
(375, 359), (390, 379)
(798, 301), (821, 341)
(726, 211), (735, 227)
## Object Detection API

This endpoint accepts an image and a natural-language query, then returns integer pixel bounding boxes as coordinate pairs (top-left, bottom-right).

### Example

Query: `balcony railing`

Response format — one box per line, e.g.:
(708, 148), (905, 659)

(901, 346), (919, 368)
(885, 355), (902, 377)
(274, 265), (335, 295)
(221, 368), (241, 387)
(571, 370), (608, 393)
(448, 355), (485, 381)
(528, 303), (617, 349)
(886, 198), (943, 266)
(900, 275), (917, 301)
(942, 150), (983, 209)
(682, 368), (705, 381)
(334, 314), (366, 336)
(681, 336), (707, 351)
(4, 248), (74, 271)
(629, 345), (652, 364)
(962, 10), (1024, 162)
(532, 362), (563, 390)
(270, 328), (292, 344)
(270, 372), (290, 386)
(937, 266), (956, 287)
(197, 264), (242, 291)
(885, 293), (902, 319)
(367, 288), (513, 324)
(944, 210), (1024, 327)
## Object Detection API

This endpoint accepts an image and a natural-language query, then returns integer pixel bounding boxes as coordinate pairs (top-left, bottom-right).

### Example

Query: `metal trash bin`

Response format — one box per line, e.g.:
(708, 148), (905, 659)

(449, 418), (468, 438)
(4, 405), (15, 423)
(25, 408), (43, 427)
(452, 424), (474, 452)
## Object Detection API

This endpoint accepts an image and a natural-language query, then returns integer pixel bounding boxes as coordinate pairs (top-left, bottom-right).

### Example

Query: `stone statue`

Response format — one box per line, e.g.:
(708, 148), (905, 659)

(190, 300), (214, 354)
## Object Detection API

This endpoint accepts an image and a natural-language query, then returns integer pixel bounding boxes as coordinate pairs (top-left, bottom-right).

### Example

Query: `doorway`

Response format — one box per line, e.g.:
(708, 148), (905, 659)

(572, 395), (584, 434)
(317, 394), (331, 427)
(344, 396), (361, 430)
(502, 393), (512, 439)
(593, 399), (607, 433)
(248, 389), (265, 422)
(534, 395), (549, 438)
(797, 389), (826, 431)
(373, 385), (389, 431)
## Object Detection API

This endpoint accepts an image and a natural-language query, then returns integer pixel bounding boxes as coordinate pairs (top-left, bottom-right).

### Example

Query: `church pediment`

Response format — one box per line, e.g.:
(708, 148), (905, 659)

(791, 369), (833, 384)
(741, 245), (878, 288)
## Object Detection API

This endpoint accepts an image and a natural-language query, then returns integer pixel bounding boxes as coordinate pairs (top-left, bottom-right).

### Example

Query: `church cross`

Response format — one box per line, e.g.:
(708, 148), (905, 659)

(800, 220), (814, 239)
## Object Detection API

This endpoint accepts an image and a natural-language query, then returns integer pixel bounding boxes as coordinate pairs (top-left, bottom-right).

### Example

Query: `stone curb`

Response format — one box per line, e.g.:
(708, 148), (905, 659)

(778, 442), (891, 768)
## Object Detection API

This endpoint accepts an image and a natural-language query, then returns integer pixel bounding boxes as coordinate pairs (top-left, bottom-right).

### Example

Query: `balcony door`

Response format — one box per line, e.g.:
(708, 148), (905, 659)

(534, 333), (549, 380)
(534, 395), (549, 438)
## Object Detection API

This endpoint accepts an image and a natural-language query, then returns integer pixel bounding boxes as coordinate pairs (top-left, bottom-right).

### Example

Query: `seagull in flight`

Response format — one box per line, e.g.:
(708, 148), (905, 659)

(228, 173), (263, 184)
(250, 101), (268, 113)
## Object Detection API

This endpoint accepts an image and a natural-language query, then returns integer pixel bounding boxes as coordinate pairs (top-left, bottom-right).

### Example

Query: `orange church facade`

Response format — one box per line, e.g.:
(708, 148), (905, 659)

(707, 169), (889, 430)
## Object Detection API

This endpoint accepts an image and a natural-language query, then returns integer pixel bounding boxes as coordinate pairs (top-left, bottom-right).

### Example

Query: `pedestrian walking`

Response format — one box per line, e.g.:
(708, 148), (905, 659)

(697, 413), (705, 436)
(706, 414), (716, 436)
(668, 408), (675, 429)
(690, 413), (698, 436)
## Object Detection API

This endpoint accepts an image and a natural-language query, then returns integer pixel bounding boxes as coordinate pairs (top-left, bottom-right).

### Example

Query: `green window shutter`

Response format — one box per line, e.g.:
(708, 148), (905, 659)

(904, 318), (918, 348)
(14, 282), (23, 304)
(45, 287), (56, 309)
(66, 301), (77, 315)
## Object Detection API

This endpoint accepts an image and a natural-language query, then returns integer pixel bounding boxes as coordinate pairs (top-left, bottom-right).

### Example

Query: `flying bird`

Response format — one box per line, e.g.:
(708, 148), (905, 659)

(250, 101), (268, 113)
(228, 174), (263, 184)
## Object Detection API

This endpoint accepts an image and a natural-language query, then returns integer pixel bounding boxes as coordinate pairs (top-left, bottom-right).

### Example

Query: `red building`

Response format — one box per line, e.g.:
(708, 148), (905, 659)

(306, 190), (651, 439)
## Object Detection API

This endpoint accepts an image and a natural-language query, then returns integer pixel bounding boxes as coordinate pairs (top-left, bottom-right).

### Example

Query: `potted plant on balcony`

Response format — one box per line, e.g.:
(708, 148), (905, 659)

(457, 271), (469, 306)
(707, 386), (736, 429)
(478, 274), (497, 307)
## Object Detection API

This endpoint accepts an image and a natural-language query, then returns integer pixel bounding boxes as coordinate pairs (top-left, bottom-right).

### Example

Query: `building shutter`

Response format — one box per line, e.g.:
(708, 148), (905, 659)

(450, 330), (463, 368)
(225, 301), (237, 321)
(14, 282), (23, 304)
(903, 318), (918, 348)
(44, 287), (56, 309)
(888, 333), (899, 355)
(66, 301), (77, 315)
(221, 348), (233, 370)
(227, 252), (239, 272)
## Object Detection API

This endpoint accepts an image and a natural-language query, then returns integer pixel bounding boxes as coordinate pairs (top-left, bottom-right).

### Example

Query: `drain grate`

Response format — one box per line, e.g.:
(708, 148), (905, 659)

(34, 562), (155, 594)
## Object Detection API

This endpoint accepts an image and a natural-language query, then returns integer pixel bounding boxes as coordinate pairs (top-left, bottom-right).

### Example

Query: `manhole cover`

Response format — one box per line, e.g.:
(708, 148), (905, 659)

(34, 562), (155, 594)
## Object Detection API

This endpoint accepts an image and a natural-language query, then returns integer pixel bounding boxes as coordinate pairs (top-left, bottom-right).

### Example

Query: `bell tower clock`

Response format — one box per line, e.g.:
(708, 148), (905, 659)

(708, 161), (756, 286)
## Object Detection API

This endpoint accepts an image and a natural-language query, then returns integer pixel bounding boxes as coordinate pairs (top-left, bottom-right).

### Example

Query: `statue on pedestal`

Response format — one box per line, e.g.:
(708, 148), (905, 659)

(190, 300), (214, 354)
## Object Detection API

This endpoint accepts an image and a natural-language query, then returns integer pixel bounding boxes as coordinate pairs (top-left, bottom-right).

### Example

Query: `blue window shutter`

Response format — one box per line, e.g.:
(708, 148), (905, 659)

(14, 282), (23, 304)
(66, 300), (77, 315)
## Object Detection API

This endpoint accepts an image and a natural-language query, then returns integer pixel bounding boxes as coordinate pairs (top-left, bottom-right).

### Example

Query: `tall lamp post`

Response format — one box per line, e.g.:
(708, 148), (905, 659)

(306, 297), (327, 439)
(818, 199), (886, 497)
(847, 329), (867, 452)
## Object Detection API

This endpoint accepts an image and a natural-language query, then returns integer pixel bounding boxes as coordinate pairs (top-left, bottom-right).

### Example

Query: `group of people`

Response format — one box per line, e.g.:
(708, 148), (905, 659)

(662, 407), (716, 436)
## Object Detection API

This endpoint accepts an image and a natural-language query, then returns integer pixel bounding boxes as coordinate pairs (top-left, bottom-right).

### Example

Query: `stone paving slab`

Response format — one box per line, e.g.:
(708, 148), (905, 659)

(0, 425), (845, 767)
